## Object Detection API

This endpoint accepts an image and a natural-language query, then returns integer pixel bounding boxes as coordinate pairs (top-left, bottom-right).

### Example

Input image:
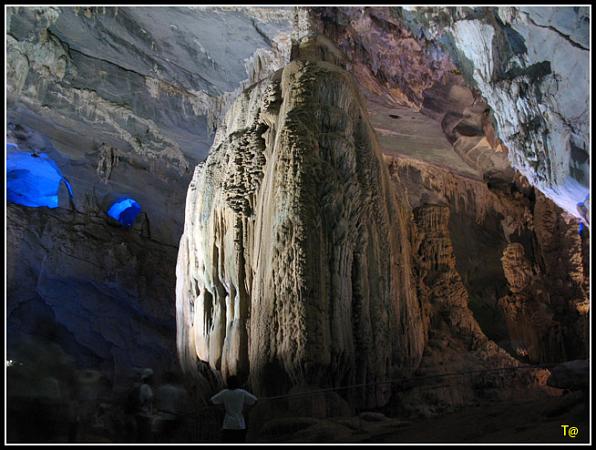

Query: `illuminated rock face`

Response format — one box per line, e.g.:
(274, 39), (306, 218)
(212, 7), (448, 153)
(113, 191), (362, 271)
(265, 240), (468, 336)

(413, 7), (590, 221)
(6, 6), (590, 416)
(497, 193), (590, 364)
(498, 242), (567, 364)
(388, 154), (589, 369)
(311, 7), (590, 222)
(399, 204), (543, 416)
(6, 6), (294, 247)
(176, 44), (426, 407)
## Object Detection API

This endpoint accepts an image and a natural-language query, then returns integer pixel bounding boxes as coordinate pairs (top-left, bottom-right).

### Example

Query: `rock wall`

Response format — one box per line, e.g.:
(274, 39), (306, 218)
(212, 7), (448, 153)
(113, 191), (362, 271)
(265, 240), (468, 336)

(176, 38), (427, 407)
(401, 6), (590, 221)
(397, 204), (545, 417)
(6, 6), (294, 246)
(176, 33), (586, 414)
(6, 203), (179, 384)
(388, 155), (589, 366)
(6, 5), (294, 390)
(6, 6), (590, 420)
(310, 7), (590, 221)
(498, 192), (589, 363)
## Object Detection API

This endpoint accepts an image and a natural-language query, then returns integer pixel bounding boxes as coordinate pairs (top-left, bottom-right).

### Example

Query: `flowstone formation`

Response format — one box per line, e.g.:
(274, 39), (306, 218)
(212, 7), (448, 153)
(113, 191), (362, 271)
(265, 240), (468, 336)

(387, 155), (589, 364)
(498, 193), (589, 364)
(176, 36), (426, 407)
(398, 204), (545, 417)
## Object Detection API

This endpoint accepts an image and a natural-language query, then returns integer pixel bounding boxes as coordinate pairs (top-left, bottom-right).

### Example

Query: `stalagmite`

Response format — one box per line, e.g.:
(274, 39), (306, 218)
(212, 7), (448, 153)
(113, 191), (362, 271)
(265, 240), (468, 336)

(176, 36), (426, 407)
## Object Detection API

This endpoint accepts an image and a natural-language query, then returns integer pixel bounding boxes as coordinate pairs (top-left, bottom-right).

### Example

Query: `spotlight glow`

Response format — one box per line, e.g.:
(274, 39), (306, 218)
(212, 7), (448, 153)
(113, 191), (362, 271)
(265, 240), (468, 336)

(107, 197), (142, 227)
(7, 148), (70, 208)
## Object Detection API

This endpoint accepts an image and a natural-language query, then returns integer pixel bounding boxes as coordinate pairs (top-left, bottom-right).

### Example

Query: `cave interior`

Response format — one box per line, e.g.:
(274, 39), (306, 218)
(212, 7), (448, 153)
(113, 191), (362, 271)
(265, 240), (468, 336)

(4, 5), (591, 444)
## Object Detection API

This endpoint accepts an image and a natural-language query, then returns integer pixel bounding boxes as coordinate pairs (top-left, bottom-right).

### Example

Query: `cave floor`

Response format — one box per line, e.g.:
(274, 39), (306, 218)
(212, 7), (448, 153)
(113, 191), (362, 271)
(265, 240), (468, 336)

(11, 392), (588, 444)
(363, 395), (590, 444)
(252, 392), (590, 444)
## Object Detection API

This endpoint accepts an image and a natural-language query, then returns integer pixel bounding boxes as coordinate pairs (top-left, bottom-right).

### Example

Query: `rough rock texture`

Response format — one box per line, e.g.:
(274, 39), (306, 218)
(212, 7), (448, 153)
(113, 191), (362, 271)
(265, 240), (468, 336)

(310, 7), (455, 110)
(388, 155), (589, 366)
(309, 7), (513, 185)
(498, 245), (561, 363)
(401, 6), (590, 220)
(395, 204), (546, 417)
(388, 156), (526, 349)
(310, 7), (589, 221)
(6, 6), (294, 246)
(501, 243), (535, 294)
(6, 6), (294, 385)
(498, 193), (589, 363)
(176, 38), (426, 407)
(6, 6), (590, 421)
(6, 203), (179, 383)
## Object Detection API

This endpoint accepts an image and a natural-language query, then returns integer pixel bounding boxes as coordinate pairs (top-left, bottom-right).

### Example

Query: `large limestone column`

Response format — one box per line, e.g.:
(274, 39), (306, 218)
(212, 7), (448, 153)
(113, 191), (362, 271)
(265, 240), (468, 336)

(176, 36), (426, 407)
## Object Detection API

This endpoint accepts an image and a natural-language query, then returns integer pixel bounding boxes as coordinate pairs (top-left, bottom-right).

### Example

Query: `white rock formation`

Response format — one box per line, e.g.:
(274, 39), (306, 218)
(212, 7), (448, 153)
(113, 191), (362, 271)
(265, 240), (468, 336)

(447, 8), (590, 222)
(176, 37), (426, 407)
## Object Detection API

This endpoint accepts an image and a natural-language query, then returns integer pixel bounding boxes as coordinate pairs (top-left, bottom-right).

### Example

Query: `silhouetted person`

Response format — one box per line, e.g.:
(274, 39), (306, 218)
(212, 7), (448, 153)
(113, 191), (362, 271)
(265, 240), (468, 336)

(125, 368), (154, 442)
(154, 371), (189, 442)
(210, 376), (257, 443)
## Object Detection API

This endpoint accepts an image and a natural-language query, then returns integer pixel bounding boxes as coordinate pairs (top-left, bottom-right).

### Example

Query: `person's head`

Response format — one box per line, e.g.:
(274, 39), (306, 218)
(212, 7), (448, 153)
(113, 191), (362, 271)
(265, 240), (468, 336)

(140, 368), (154, 384)
(226, 375), (240, 390)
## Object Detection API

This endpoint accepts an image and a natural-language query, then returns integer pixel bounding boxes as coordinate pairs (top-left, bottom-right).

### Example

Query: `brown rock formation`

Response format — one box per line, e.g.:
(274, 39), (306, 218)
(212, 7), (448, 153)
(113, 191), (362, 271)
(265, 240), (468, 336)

(501, 243), (535, 294)
(497, 243), (562, 363)
(497, 194), (589, 364)
(388, 154), (589, 367)
(414, 205), (485, 335)
(176, 33), (585, 417)
(310, 7), (455, 109)
(399, 204), (545, 417)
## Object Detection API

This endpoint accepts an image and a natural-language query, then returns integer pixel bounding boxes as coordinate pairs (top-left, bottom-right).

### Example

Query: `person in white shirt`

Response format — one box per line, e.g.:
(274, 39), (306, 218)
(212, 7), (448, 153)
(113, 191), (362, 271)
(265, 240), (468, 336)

(210, 376), (257, 443)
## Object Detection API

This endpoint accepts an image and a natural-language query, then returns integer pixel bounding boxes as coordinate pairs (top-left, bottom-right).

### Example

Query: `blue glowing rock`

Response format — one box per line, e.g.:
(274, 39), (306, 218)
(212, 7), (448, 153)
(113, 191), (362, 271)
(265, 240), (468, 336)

(7, 149), (68, 208)
(107, 197), (142, 227)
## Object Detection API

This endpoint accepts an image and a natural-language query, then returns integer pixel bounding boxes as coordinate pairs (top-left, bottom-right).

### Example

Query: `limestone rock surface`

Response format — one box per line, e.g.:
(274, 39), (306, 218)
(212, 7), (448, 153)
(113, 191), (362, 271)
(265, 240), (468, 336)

(388, 155), (589, 365)
(176, 47), (426, 407)
(6, 6), (294, 246)
(6, 203), (179, 383)
(403, 6), (590, 220)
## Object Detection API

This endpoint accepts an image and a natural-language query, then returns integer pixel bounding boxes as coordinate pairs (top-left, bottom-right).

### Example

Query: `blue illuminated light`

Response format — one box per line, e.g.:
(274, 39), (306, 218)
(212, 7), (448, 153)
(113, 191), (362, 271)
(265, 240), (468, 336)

(578, 222), (584, 236)
(7, 150), (71, 208)
(107, 197), (142, 227)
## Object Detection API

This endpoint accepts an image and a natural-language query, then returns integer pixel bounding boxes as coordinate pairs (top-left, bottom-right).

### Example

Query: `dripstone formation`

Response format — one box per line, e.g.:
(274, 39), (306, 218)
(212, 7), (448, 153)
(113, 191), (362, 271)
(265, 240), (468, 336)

(176, 36), (577, 413)
(5, 8), (589, 438)
(176, 37), (427, 407)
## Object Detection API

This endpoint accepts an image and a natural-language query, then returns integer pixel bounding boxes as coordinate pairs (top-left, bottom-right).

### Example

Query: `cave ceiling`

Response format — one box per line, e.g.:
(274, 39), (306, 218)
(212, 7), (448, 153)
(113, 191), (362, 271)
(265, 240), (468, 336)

(6, 6), (591, 246)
